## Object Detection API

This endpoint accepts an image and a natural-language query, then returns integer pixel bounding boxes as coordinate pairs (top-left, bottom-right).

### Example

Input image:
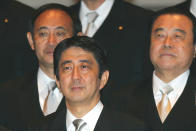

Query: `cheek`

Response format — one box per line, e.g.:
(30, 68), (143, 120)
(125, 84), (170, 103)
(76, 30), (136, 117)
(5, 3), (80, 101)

(56, 37), (65, 44)
(84, 74), (99, 88)
(34, 35), (48, 45)
(59, 77), (70, 93)
(178, 46), (194, 60)
(150, 44), (159, 58)
(56, 34), (73, 44)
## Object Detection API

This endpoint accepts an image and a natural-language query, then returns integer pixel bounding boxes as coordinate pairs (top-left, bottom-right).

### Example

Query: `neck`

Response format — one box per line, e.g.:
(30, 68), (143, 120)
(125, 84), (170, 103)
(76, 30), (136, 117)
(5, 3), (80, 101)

(39, 65), (55, 79)
(83, 0), (105, 10)
(155, 69), (187, 83)
(66, 97), (100, 118)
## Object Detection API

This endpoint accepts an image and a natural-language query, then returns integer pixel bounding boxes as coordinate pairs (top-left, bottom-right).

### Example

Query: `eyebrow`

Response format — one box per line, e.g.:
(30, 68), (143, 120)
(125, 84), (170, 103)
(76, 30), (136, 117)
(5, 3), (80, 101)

(174, 28), (186, 35)
(154, 28), (164, 33)
(37, 26), (66, 31)
(38, 26), (48, 31)
(55, 26), (66, 30)
(79, 59), (92, 64)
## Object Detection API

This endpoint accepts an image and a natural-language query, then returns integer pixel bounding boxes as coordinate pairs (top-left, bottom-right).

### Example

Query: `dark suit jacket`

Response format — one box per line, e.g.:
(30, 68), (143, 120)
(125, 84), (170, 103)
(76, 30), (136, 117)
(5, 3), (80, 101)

(110, 73), (196, 131)
(0, 0), (37, 83)
(29, 100), (147, 131)
(0, 71), (53, 131)
(70, 0), (153, 89)
(0, 125), (12, 131)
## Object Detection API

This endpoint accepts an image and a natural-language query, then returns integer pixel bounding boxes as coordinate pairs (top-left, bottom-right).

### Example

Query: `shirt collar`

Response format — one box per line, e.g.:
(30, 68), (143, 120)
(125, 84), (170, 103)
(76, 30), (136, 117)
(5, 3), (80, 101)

(153, 70), (190, 97)
(80, 0), (114, 27)
(66, 101), (103, 131)
(37, 67), (55, 94)
(190, 0), (196, 17)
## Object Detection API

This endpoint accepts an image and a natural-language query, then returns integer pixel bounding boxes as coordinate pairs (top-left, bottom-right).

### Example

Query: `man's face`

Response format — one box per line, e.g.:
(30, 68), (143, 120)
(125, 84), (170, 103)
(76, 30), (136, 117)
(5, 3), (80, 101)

(27, 9), (73, 69)
(150, 14), (195, 75)
(56, 47), (108, 106)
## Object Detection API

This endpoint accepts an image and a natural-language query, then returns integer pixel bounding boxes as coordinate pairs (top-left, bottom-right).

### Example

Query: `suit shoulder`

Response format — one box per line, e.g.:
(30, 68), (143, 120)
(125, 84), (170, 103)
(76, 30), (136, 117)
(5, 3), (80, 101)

(10, 1), (34, 13)
(119, 0), (153, 15)
(0, 72), (35, 91)
(8, 0), (34, 20)
(171, 1), (188, 10)
(103, 107), (147, 131)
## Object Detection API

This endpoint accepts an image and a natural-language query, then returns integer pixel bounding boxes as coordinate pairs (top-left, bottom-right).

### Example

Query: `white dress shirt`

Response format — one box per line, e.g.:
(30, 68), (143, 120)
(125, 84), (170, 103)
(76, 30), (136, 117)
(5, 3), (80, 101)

(79, 0), (114, 37)
(190, 0), (196, 17)
(153, 70), (189, 108)
(66, 101), (104, 131)
(37, 68), (63, 112)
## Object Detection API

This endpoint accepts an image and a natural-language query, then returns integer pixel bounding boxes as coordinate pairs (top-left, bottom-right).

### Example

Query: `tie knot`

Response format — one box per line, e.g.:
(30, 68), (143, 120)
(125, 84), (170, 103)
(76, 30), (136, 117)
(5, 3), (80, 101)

(48, 81), (56, 91)
(73, 119), (86, 131)
(86, 11), (98, 23)
(160, 85), (173, 95)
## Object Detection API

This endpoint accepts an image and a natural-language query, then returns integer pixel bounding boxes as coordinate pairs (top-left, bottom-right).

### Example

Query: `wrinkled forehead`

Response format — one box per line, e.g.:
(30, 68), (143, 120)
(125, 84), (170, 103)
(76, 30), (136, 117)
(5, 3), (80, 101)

(153, 14), (193, 28)
(61, 47), (95, 60)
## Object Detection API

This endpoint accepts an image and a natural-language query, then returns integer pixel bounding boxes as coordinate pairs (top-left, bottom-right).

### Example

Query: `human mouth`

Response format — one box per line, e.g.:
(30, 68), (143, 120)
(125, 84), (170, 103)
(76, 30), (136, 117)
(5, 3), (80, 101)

(160, 52), (176, 57)
(71, 86), (84, 91)
(45, 49), (54, 56)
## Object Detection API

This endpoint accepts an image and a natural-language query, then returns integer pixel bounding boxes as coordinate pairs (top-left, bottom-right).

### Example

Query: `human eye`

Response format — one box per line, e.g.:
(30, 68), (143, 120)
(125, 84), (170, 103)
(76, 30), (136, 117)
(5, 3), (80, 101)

(63, 65), (72, 72)
(56, 31), (66, 37)
(174, 33), (184, 40)
(38, 31), (48, 37)
(155, 32), (165, 39)
(81, 65), (88, 69)
(80, 64), (90, 71)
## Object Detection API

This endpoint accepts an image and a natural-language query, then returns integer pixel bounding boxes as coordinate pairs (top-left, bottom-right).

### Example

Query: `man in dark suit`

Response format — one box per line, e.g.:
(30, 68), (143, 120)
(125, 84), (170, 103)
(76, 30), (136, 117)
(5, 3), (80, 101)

(29, 36), (147, 131)
(109, 8), (196, 131)
(0, 3), (80, 131)
(0, 0), (36, 83)
(70, 0), (153, 90)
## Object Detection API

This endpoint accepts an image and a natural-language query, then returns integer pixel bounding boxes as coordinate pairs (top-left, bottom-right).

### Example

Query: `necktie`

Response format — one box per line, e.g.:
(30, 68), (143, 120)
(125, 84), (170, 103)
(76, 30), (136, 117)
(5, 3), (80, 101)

(84, 11), (98, 36)
(157, 85), (173, 123)
(43, 81), (57, 116)
(73, 119), (87, 131)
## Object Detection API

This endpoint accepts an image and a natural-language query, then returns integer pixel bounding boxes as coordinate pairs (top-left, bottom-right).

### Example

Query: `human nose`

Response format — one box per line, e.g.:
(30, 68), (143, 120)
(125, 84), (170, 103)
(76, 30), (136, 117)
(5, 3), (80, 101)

(72, 67), (81, 80)
(163, 36), (172, 49)
(48, 33), (57, 45)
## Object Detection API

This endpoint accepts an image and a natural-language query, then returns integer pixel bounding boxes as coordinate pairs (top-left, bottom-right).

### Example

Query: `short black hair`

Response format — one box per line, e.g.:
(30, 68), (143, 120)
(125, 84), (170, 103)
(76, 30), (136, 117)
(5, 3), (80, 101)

(54, 36), (109, 80)
(28, 3), (81, 36)
(150, 7), (196, 44)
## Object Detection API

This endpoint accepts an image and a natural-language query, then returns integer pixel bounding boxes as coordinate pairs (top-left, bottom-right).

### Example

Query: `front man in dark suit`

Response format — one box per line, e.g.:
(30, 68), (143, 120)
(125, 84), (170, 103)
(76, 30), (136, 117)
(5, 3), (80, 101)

(70, 0), (153, 91)
(0, 3), (80, 130)
(109, 8), (196, 131)
(29, 36), (147, 131)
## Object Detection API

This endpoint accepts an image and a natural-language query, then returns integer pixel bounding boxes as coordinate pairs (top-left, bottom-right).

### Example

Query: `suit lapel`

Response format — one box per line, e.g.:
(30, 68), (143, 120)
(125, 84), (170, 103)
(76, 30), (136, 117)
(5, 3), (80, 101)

(48, 105), (67, 131)
(145, 74), (196, 131)
(20, 72), (45, 123)
(163, 74), (196, 130)
(144, 80), (163, 130)
(94, 107), (113, 131)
